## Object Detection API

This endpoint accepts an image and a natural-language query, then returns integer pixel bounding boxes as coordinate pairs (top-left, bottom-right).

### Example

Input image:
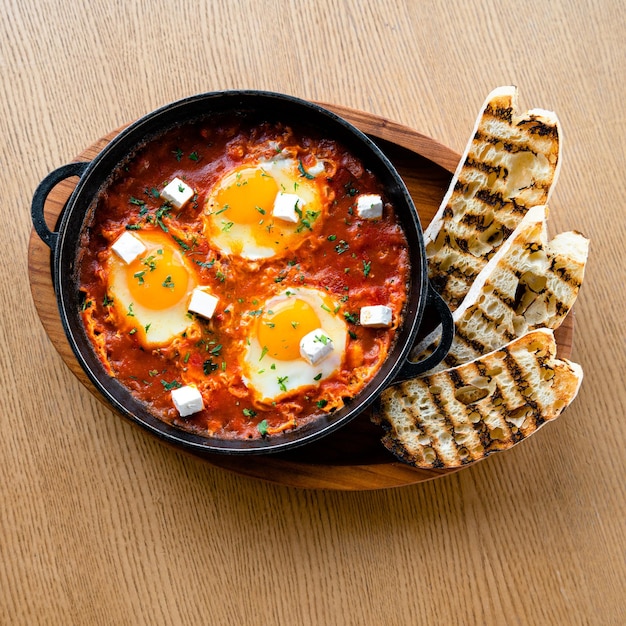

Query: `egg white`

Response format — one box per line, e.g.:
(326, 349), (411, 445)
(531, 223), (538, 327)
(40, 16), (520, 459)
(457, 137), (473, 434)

(204, 157), (326, 260)
(241, 287), (347, 401)
(107, 231), (198, 347)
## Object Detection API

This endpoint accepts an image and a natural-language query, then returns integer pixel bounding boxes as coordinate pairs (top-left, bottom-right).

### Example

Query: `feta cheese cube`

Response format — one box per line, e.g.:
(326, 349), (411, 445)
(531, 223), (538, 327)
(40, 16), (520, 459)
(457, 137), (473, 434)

(300, 329), (334, 365)
(171, 385), (204, 417)
(188, 288), (219, 320)
(160, 177), (194, 208)
(111, 231), (146, 264)
(356, 194), (383, 219)
(273, 192), (305, 223)
(360, 305), (393, 328)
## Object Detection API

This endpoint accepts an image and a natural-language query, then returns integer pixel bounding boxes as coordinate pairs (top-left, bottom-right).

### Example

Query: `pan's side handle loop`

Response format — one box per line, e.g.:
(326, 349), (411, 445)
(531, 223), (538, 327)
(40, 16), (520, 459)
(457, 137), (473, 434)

(394, 283), (454, 382)
(31, 161), (90, 251)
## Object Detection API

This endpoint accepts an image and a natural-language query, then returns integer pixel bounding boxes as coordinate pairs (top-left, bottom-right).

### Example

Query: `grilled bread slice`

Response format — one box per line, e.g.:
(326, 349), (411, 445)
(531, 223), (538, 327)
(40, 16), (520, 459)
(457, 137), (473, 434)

(375, 329), (582, 469)
(412, 205), (589, 371)
(425, 86), (562, 311)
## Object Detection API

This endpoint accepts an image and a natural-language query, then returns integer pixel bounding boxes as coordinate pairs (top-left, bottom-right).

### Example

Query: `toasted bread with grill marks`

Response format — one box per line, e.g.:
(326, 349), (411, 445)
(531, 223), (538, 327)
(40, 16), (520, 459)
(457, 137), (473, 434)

(375, 329), (582, 469)
(424, 86), (562, 311)
(412, 205), (589, 371)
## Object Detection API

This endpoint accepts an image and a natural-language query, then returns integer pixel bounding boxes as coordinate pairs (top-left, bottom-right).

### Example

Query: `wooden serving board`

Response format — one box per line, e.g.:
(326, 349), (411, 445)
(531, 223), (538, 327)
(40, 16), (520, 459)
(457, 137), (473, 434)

(28, 103), (574, 490)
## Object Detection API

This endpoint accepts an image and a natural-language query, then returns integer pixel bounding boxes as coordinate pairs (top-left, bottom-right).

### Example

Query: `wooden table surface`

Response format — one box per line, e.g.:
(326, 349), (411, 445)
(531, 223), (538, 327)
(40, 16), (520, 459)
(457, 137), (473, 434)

(2, 1), (624, 624)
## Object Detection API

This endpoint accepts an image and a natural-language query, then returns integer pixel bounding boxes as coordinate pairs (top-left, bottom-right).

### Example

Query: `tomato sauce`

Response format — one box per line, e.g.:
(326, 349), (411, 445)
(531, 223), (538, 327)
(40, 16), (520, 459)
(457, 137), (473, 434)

(78, 115), (410, 439)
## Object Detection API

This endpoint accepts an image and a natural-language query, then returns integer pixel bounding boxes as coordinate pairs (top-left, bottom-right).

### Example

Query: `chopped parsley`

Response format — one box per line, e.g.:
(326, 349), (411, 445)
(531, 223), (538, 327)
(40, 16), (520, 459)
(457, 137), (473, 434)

(295, 207), (320, 233)
(161, 379), (182, 391)
(335, 240), (349, 254)
(344, 311), (359, 325)
(195, 259), (216, 269)
(79, 292), (93, 311)
(298, 159), (315, 180)
(153, 205), (172, 231)
(173, 235), (191, 252)
(203, 359), (218, 375)
(344, 182), (359, 196)
(142, 255), (157, 272)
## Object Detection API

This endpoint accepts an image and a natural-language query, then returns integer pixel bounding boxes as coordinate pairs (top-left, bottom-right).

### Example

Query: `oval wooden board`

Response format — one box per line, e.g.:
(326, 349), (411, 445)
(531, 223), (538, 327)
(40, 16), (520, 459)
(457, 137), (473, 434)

(28, 102), (574, 490)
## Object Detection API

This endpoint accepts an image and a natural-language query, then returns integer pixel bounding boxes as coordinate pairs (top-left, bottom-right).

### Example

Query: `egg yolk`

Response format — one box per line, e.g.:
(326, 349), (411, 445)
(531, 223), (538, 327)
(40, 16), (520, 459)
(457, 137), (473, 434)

(214, 167), (279, 225)
(126, 245), (190, 310)
(257, 298), (321, 360)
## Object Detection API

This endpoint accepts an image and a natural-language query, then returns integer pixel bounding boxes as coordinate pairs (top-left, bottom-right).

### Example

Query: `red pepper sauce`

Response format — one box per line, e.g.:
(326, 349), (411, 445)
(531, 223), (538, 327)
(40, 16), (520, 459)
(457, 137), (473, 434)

(78, 116), (410, 440)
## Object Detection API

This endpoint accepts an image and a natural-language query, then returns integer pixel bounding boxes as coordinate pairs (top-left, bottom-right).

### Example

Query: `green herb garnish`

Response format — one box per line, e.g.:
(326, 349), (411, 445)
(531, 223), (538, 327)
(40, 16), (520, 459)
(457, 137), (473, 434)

(335, 240), (349, 254)
(344, 312), (359, 324)
(203, 359), (218, 375)
(298, 159), (315, 180)
(161, 379), (182, 391)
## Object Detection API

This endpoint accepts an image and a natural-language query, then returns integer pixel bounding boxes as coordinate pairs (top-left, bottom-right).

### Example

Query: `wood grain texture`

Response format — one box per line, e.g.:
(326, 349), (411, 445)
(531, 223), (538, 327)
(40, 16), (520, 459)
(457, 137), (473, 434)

(4, 0), (626, 624)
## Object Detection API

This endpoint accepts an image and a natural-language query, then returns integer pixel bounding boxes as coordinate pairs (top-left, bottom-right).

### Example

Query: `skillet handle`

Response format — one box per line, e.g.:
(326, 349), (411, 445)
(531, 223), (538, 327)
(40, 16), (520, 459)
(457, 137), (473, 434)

(394, 283), (454, 382)
(31, 161), (90, 251)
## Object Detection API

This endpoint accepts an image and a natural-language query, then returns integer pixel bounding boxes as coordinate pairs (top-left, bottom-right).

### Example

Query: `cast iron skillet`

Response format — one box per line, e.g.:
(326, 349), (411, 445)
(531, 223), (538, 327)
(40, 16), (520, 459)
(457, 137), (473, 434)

(31, 90), (453, 455)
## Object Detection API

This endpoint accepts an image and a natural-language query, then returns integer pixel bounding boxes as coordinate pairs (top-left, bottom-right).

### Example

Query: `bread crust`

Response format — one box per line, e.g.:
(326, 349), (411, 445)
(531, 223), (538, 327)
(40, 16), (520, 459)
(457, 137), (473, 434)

(412, 205), (589, 371)
(424, 86), (562, 311)
(375, 329), (583, 469)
